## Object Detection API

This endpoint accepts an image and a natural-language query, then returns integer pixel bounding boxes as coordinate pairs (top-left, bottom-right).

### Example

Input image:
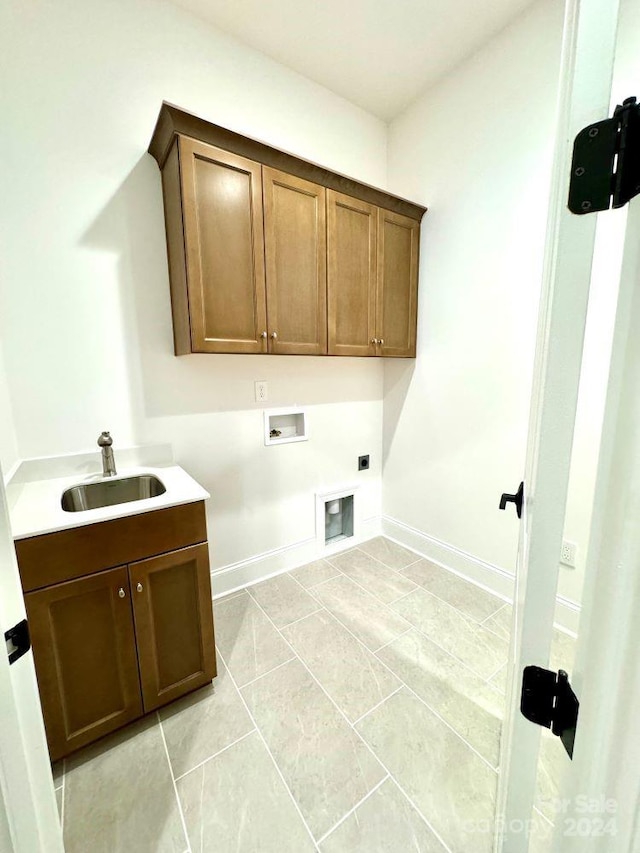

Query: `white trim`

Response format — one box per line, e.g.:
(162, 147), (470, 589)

(0, 464), (64, 851)
(382, 515), (581, 634)
(556, 200), (640, 851)
(382, 515), (513, 597)
(2, 460), (20, 488)
(553, 593), (581, 637)
(210, 516), (381, 598)
(497, 0), (620, 846)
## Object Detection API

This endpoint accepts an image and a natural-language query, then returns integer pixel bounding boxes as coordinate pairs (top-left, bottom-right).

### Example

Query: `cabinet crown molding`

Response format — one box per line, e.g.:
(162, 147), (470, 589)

(148, 102), (427, 222)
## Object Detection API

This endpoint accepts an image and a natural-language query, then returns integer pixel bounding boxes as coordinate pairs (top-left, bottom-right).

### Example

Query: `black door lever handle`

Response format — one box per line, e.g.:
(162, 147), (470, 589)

(499, 481), (524, 519)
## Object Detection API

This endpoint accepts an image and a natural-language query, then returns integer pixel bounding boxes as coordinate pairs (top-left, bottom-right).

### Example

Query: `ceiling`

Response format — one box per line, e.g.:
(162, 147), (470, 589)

(170, 0), (534, 120)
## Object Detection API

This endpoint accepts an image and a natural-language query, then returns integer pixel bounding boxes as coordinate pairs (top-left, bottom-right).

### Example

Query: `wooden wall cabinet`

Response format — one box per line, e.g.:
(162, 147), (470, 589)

(165, 138), (268, 354)
(376, 209), (420, 358)
(326, 193), (419, 358)
(149, 104), (427, 359)
(16, 503), (216, 761)
(327, 190), (377, 357)
(263, 168), (327, 355)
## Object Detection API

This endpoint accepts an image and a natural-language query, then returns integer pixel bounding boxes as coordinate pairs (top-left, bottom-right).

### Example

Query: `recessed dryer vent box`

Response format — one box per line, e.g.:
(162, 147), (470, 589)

(264, 407), (308, 446)
(316, 486), (360, 554)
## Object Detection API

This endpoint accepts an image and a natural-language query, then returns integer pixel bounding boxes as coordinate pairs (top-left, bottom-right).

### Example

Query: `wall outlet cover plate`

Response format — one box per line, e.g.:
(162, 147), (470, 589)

(560, 540), (577, 568)
(255, 380), (268, 403)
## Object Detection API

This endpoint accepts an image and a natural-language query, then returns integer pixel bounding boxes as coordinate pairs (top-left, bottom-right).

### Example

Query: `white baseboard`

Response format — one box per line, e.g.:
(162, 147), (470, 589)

(210, 515), (382, 599)
(2, 459), (20, 488)
(382, 515), (515, 601)
(210, 512), (580, 634)
(553, 595), (581, 637)
(382, 515), (581, 635)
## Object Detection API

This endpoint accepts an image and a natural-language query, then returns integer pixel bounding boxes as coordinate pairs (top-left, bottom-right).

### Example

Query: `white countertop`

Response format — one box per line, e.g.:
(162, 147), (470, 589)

(7, 465), (210, 540)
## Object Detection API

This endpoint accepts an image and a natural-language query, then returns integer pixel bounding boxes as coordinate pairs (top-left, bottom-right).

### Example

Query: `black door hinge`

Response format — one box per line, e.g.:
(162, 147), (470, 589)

(569, 96), (640, 214)
(499, 481), (524, 519)
(521, 665), (579, 759)
(4, 619), (30, 666)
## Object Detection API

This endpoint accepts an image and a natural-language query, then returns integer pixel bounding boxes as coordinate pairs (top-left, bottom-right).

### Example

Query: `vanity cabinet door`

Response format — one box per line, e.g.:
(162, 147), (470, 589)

(129, 543), (216, 713)
(263, 167), (327, 354)
(376, 208), (420, 358)
(25, 566), (142, 761)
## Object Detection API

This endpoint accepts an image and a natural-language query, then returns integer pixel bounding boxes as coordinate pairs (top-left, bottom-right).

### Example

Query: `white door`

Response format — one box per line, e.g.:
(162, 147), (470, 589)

(0, 465), (63, 852)
(495, 0), (626, 849)
(555, 196), (640, 852)
(499, 204), (640, 853)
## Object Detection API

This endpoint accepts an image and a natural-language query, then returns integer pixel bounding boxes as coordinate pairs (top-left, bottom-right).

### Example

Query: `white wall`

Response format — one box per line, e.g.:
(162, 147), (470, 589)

(383, 0), (640, 611)
(383, 0), (565, 590)
(0, 346), (18, 480)
(0, 0), (386, 571)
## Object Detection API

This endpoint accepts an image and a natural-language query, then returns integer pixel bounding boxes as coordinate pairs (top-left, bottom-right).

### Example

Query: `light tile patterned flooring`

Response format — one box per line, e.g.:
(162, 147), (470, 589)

(52, 537), (576, 853)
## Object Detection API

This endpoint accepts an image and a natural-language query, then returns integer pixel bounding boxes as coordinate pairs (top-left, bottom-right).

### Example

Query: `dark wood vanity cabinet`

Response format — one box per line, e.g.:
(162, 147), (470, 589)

(15, 503), (216, 761)
(25, 566), (143, 759)
(149, 104), (426, 359)
(129, 543), (215, 712)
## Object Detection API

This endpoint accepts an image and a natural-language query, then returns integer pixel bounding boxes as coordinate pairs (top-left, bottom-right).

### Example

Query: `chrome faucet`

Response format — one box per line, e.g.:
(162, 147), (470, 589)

(97, 431), (117, 477)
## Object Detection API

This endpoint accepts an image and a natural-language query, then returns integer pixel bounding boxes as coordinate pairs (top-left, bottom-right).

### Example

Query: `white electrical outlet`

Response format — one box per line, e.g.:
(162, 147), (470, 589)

(255, 380), (268, 403)
(560, 540), (577, 568)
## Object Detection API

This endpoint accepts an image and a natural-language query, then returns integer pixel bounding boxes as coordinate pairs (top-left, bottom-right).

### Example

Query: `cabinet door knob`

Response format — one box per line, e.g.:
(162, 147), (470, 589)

(270, 331), (278, 340)
(136, 583), (143, 593)
(379, 339), (384, 346)
(260, 331), (267, 339)
(118, 588), (125, 598)
(371, 338), (378, 345)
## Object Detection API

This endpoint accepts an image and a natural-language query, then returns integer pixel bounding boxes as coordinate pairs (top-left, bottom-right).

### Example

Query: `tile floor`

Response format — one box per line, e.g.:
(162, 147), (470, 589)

(52, 537), (575, 853)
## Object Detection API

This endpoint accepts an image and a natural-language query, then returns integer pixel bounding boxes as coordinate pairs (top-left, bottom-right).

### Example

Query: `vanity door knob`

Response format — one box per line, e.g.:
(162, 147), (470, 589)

(118, 588), (125, 599)
(371, 338), (378, 345)
(270, 332), (278, 340)
(379, 339), (384, 346)
(136, 583), (143, 593)
(260, 331), (267, 339)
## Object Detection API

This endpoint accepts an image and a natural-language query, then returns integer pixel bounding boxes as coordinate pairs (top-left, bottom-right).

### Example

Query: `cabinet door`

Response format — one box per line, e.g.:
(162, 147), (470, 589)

(263, 167), (327, 354)
(129, 544), (216, 713)
(179, 137), (268, 353)
(327, 190), (377, 356)
(376, 209), (420, 358)
(25, 566), (142, 761)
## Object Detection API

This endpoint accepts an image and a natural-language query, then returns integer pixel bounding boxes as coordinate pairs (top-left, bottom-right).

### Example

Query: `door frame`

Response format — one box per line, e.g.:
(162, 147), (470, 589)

(495, 0), (621, 848)
(550, 198), (640, 851)
(0, 466), (64, 852)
